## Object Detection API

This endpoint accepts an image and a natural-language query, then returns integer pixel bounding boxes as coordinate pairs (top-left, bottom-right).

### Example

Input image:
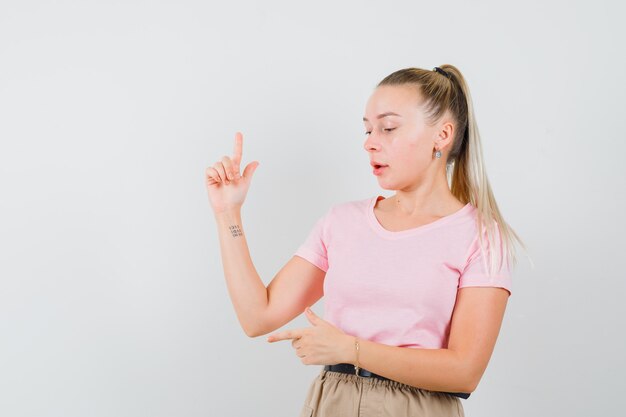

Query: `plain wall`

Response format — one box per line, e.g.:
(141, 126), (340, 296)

(1, 0), (624, 416)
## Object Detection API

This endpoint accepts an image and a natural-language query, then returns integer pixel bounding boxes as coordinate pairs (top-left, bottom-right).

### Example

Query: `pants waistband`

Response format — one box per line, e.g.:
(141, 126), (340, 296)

(323, 363), (471, 399)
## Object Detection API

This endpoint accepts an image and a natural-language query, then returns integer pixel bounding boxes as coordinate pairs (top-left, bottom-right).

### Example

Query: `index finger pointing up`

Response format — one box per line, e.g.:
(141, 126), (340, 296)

(232, 131), (243, 173)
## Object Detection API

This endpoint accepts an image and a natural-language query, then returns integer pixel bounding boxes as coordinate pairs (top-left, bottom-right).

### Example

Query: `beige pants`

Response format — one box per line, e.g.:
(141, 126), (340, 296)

(299, 368), (465, 417)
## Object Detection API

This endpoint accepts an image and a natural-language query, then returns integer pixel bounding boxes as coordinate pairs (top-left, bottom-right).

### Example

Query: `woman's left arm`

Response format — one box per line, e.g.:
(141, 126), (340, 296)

(347, 287), (510, 393)
(267, 287), (509, 394)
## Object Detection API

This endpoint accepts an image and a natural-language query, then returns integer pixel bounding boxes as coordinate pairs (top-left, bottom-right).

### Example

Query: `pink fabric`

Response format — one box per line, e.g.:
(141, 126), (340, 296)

(294, 195), (512, 349)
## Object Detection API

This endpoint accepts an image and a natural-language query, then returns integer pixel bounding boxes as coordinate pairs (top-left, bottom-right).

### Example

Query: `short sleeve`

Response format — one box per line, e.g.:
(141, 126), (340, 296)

(458, 222), (512, 296)
(294, 209), (331, 273)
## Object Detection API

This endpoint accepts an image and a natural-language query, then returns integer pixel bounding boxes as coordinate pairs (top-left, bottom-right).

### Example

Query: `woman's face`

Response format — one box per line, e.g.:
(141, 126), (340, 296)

(363, 85), (445, 189)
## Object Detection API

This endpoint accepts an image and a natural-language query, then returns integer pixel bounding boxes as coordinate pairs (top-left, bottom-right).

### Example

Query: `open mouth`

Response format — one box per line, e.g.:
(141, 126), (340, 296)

(373, 165), (389, 175)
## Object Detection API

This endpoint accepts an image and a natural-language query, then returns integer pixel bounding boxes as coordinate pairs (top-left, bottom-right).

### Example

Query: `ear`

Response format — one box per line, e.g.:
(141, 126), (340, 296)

(434, 120), (455, 151)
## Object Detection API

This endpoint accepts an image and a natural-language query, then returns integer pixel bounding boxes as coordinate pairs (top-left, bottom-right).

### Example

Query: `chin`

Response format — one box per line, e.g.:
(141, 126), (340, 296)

(378, 182), (397, 191)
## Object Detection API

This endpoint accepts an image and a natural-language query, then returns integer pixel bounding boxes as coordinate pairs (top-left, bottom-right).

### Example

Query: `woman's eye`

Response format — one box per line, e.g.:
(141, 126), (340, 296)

(364, 128), (395, 135)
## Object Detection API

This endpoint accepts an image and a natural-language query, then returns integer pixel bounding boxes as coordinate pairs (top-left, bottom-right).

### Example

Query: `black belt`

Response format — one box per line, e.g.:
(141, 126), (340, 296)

(323, 363), (470, 399)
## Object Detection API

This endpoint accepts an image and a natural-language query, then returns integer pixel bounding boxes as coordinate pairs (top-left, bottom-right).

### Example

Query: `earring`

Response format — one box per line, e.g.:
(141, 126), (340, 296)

(434, 149), (442, 159)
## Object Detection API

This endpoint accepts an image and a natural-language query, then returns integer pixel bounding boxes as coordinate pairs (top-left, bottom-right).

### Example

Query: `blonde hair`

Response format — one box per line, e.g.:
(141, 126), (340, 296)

(377, 65), (532, 277)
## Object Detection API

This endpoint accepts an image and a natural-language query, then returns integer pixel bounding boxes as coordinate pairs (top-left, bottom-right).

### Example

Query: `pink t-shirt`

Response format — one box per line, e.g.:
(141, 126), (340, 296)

(294, 195), (512, 349)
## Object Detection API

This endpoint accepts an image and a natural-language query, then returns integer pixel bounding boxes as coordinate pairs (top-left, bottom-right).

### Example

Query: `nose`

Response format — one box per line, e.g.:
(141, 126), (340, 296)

(363, 132), (381, 152)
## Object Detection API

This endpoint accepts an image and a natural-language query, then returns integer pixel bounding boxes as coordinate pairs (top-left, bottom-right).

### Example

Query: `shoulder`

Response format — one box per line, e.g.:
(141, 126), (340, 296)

(315, 197), (373, 228)
(328, 196), (373, 216)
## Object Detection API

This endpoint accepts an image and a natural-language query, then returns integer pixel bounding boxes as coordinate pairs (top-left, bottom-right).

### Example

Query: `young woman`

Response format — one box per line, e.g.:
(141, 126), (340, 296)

(205, 65), (527, 417)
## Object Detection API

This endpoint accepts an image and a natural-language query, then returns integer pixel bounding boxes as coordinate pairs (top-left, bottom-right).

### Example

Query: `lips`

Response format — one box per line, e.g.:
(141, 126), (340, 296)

(372, 165), (388, 176)
(370, 161), (389, 169)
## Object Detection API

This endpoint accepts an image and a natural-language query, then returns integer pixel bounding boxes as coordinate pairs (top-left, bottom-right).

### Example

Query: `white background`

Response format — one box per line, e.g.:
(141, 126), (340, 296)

(1, 1), (624, 416)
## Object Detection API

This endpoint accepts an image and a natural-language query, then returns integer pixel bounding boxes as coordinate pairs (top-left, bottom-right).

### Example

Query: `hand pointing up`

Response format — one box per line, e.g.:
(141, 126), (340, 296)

(205, 132), (260, 214)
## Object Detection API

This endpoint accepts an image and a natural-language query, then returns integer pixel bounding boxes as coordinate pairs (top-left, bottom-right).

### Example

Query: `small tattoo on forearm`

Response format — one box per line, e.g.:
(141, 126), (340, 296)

(229, 224), (243, 237)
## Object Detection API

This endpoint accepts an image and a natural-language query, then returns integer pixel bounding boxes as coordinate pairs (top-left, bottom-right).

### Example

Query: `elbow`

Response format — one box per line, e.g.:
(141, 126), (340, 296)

(462, 366), (483, 394)
(463, 378), (478, 394)
(243, 323), (268, 338)
(237, 311), (268, 338)
(455, 355), (481, 393)
(244, 326), (261, 338)
(455, 373), (477, 394)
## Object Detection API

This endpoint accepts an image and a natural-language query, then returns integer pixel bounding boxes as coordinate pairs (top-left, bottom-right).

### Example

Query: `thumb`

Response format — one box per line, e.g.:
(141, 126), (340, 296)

(305, 307), (322, 326)
(242, 161), (259, 180)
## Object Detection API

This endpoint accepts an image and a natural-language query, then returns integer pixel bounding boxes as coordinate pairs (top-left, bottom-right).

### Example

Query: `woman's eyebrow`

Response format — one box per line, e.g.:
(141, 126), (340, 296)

(362, 112), (402, 122)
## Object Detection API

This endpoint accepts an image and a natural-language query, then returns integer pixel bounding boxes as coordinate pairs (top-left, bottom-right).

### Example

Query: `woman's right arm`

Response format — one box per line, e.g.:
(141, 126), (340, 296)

(214, 208), (268, 337)
(214, 208), (325, 338)
(207, 132), (324, 338)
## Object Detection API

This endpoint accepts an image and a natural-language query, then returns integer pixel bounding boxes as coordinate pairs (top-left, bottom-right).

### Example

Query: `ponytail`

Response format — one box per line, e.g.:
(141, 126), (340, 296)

(377, 65), (532, 276)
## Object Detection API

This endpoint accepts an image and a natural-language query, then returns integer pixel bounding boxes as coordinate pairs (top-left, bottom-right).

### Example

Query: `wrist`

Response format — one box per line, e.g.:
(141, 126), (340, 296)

(214, 207), (242, 222)
(342, 335), (354, 365)
(214, 206), (242, 215)
(344, 335), (360, 367)
(354, 337), (361, 371)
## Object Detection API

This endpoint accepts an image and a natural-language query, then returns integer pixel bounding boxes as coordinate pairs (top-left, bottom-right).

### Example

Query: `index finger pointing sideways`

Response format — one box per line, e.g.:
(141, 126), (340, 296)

(267, 329), (301, 342)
